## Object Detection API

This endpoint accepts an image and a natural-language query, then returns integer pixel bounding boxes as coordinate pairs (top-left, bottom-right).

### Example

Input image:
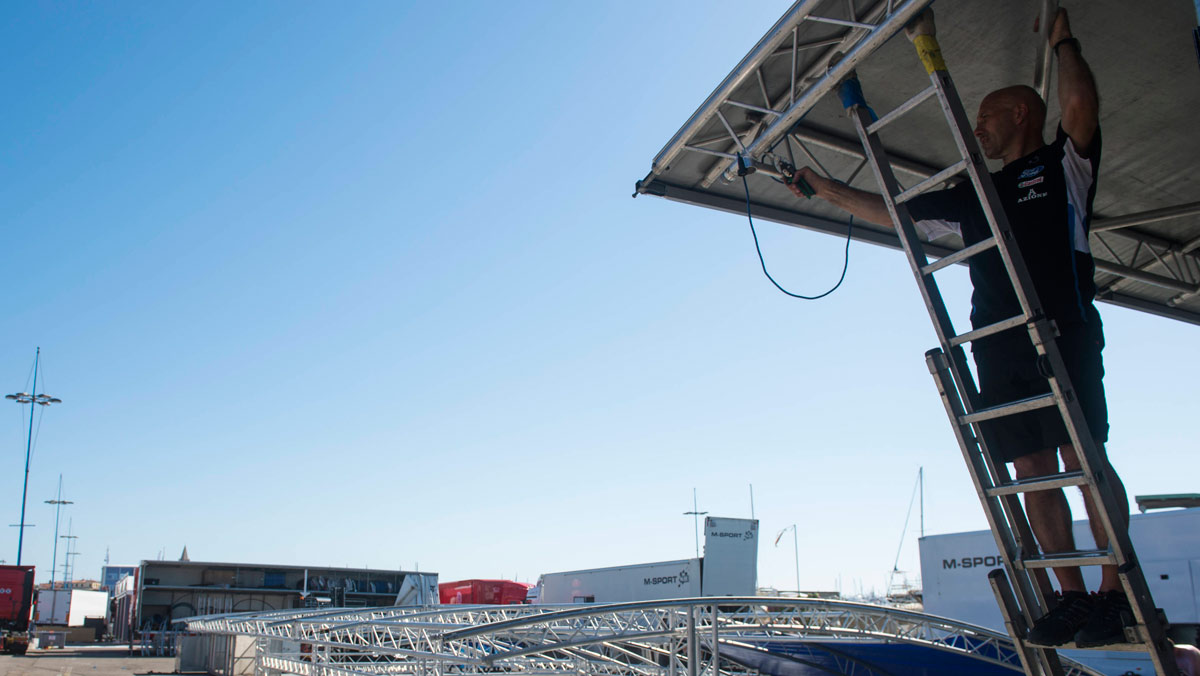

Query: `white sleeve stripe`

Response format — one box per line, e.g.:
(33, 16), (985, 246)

(915, 218), (961, 241)
(1060, 137), (1094, 254)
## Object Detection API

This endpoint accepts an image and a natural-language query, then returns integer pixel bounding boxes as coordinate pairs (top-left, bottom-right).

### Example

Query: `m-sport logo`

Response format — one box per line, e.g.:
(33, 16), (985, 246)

(943, 555), (1003, 569)
(644, 570), (691, 587)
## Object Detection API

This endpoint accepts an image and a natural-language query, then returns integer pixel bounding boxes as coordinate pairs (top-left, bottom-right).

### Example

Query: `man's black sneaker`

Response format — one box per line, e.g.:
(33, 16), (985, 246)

(1027, 591), (1094, 646)
(1074, 590), (1135, 648)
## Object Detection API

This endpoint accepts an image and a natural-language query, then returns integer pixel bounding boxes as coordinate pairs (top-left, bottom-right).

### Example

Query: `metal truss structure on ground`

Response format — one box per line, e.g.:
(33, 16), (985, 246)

(180, 597), (1103, 676)
(633, 0), (1200, 325)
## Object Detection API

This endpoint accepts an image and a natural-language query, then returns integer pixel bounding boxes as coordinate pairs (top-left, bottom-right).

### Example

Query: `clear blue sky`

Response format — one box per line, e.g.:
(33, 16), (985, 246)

(3, 1), (1196, 597)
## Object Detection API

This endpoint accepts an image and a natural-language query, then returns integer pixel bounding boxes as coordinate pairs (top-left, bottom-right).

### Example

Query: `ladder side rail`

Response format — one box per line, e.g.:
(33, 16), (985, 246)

(846, 106), (970, 388)
(979, 421), (1061, 616)
(927, 68), (1178, 675)
(926, 71), (1050, 330)
(917, 68), (1112, 618)
(848, 105), (1028, 531)
(947, 342), (1058, 607)
(965, 378), (1061, 619)
(846, 49), (1115, 669)
(988, 567), (1066, 676)
(1036, 328), (1178, 671)
(947, 346), (1059, 614)
(1031, 346), (1146, 593)
(923, 74), (1103, 509)
(848, 99), (1024, 500)
(850, 100), (1057, 641)
(925, 350), (1065, 676)
(848, 98), (1002, 432)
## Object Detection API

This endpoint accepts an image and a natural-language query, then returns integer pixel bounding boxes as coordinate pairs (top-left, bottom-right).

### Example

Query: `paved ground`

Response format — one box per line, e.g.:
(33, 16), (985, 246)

(0, 646), (179, 676)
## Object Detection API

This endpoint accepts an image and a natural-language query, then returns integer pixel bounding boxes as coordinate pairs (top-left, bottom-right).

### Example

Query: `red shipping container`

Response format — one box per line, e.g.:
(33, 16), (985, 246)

(0, 566), (35, 631)
(439, 579), (531, 605)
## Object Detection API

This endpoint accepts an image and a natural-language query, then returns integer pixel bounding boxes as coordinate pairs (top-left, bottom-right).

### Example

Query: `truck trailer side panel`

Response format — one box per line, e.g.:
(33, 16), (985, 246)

(440, 580), (530, 605)
(701, 517), (758, 596)
(539, 559), (701, 604)
(0, 566), (35, 632)
(919, 508), (1200, 675)
(919, 508), (1200, 629)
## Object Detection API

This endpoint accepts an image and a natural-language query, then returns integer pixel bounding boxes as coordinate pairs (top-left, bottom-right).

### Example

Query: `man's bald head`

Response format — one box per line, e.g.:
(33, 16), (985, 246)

(974, 85), (1048, 163)
(984, 85), (1047, 134)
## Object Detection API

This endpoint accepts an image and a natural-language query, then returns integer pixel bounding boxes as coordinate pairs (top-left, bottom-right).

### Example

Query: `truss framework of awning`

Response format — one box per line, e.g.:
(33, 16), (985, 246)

(181, 598), (1105, 676)
(634, 0), (1200, 326)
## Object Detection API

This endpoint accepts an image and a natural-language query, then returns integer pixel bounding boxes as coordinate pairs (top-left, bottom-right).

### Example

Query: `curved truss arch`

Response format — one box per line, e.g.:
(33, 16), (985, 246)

(181, 597), (1103, 676)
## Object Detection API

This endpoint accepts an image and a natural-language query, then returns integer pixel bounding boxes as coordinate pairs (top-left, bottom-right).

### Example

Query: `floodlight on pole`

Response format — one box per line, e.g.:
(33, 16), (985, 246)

(45, 474), (72, 624)
(65, 550), (81, 585)
(61, 539), (79, 585)
(775, 524), (801, 594)
(6, 347), (62, 565)
(682, 488), (708, 559)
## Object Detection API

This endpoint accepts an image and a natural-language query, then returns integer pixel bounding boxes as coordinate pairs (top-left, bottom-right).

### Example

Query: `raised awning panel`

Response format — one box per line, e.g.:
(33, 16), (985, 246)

(636, 0), (1200, 326)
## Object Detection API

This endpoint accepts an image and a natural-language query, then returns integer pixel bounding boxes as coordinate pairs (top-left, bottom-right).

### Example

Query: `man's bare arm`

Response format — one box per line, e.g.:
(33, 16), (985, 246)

(788, 166), (894, 227)
(1050, 9), (1099, 154)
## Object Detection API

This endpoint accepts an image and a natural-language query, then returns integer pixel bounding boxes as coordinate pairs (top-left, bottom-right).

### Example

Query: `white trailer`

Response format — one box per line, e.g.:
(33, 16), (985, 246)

(539, 559), (701, 604)
(920, 506), (1200, 675)
(536, 515), (759, 604)
(34, 589), (109, 627)
(701, 517), (758, 597)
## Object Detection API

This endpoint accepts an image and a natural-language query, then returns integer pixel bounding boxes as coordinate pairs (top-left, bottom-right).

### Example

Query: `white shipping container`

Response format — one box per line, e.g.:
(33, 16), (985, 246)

(539, 559), (701, 604)
(35, 589), (109, 626)
(701, 517), (758, 596)
(36, 589), (72, 625)
(920, 507), (1200, 676)
(67, 590), (109, 626)
(920, 508), (1200, 629)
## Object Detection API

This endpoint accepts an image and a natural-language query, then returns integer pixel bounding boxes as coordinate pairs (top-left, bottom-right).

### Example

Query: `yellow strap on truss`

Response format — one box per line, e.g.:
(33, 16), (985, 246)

(913, 35), (946, 74)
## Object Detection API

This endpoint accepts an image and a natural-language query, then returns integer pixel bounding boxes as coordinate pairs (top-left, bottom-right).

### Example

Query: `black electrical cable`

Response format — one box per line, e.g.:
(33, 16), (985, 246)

(741, 172), (852, 300)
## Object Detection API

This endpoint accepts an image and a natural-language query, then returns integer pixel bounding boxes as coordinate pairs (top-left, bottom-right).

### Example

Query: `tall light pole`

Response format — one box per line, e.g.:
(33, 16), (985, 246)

(45, 475), (73, 621)
(775, 524), (800, 594)
(682, 488), (708, 559)
(61, 518), (78, 587)
(46, 475), (72, 589)
(66, 550), (81, 586)
(6, 347), (62, 565)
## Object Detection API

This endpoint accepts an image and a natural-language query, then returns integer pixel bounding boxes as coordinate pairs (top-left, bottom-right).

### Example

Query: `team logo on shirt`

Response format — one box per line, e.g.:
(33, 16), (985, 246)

(1018, 176), (1044, 188)
(1018, 165), (1044, 179)
(1017, 188), (1048, 203)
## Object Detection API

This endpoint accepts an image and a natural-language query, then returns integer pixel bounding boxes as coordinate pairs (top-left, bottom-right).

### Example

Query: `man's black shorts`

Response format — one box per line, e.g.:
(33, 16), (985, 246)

(973, 317), (1109, 463)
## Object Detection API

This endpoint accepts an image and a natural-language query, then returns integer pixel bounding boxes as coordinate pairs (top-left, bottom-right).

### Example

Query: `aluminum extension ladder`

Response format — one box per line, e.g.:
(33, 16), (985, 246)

(839, 22), (1179, 676)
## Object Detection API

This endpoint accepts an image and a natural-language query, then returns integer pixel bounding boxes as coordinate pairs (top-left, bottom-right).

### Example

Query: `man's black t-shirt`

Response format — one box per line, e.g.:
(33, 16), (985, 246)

(906, 125), (1102, 339)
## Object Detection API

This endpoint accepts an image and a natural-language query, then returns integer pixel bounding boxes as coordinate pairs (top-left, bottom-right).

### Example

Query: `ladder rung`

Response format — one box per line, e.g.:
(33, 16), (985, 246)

(1021, 549), (1116, 569)
(948, 314), (1028, 348)
(895, 159), (969, 204)
(986, 471), (1088, 497)
(867, 85), (937, 135)
(959, 393), (1056, 425)
(921, 237), (997, 275)
(1028, 637), (1149, 652)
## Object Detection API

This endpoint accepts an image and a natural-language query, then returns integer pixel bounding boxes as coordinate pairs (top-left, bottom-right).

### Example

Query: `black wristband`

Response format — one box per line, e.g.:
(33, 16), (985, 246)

(1053, 37), (1081, 55)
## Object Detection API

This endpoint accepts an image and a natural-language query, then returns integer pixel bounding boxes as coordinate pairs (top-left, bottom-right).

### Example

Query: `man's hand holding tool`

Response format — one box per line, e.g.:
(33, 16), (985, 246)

(782, 162), (820, 199)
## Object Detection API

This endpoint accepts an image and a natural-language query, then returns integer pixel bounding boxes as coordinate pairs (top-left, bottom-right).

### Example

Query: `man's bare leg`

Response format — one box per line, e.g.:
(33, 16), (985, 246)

(1061, 444), (1130, 593)
(1012, 448), (1086, 593)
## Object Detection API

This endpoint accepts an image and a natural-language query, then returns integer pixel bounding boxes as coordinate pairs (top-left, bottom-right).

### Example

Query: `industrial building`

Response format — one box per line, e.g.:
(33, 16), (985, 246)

(110, 559), (436, 642)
